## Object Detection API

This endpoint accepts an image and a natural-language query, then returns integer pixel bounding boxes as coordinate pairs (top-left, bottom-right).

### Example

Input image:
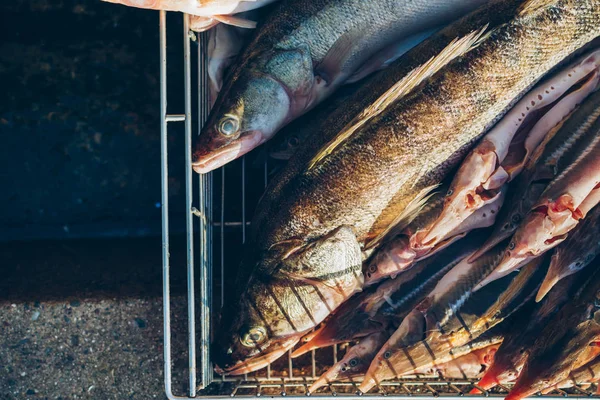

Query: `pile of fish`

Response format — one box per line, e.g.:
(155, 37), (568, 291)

(108, 0), (600, 398)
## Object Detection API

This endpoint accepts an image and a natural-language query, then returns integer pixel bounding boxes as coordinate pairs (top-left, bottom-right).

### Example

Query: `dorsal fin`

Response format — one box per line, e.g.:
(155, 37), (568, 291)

(307, 26), (490, 171)
(519, 0), (555, 16)
(365, 184), (440, 250)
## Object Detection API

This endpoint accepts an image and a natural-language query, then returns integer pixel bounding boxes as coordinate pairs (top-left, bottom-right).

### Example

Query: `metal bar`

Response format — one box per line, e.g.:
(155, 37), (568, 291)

(167, 114), (186, 122)
(197, 27), (213, 391)
(183, 13), (197, 397)
(160, 10), (175, 400)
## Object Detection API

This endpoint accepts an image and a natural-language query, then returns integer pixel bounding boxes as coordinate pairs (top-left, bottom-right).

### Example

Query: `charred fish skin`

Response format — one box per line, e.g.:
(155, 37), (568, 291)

(506, 266), (600, 400)
(192, 0), (490, 173)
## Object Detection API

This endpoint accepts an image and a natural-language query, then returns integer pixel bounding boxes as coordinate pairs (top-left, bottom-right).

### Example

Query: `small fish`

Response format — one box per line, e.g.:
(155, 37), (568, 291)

(475, 115), (600, 291)
(472, 85), (600, 262)
(505, 267), (600, 400)
(358, 246), (542, 393)
(293, 234), (483, 357)
(359, 269), (523, 393)
(308, 331), (390, 393)
(415, 49), (600, 253)
(537, 205), (600, 301)
(101, 0), (277, 31)
(474, 272), (581, 392)
(364, 188), (504, 286)
(191, 0), (491, 173)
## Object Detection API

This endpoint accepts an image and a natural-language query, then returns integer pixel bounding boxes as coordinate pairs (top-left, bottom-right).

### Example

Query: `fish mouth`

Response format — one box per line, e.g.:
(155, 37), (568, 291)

(214, 336), (300, 375)
(192, 131), (263, 174)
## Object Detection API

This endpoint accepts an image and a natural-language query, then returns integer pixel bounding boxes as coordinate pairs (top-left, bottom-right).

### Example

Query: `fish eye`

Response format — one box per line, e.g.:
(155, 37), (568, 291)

(218, 116), (240, 136)
(368, 265), (377, 273)
(446, 189), (454, 197)
(383, 351), (392, 359)
(349, 358), (358, 367)
(511, 214), (521, 224)
(576, 261), (583, 267)
(289, 137), (300, 146)
(240, 326), (267, 347)
(508, 242), (515, 251)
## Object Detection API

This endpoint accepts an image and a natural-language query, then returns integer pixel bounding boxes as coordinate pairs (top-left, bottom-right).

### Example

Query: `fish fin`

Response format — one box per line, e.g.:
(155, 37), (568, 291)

(212, 14), (257, 29)
(518, 0), (554, 16)
(314, 30), (363, 85)
(365, 184), (440, 250)
(308, 26), (490, 170)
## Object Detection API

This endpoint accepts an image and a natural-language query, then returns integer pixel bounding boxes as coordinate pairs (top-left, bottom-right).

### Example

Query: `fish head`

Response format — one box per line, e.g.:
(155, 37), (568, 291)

(193, 70), (291, 173)
(364, 236), (416, 286)
(309, 332), (389, 393)
(417, 145), (499, 249)
(212, 286), (304, 375)
(215, 226), (363, 374)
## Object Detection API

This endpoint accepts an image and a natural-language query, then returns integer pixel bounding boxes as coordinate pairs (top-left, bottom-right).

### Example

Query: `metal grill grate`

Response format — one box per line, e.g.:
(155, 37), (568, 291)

(159, 11), (600, 400)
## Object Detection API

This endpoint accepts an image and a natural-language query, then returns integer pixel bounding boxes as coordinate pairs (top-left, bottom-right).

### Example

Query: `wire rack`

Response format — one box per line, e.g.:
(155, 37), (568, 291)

(158, 11), (600, 400)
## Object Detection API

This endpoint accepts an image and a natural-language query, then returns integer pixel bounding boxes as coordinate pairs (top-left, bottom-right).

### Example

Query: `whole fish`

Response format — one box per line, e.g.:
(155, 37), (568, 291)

(473, 272), (580, 392)
(365, 188), (504, 286)
(475, 115), (600, 290)
(102, 0), (277, 31)
(191, 0), (491, 173)
(505, 267), (600, 400)
(309, 329), (502, 393)
(292, 234), (483, 358)
(471, 86), (600, 261)
(537, 205), (600, 301)
(358, 248), (544, 393)
(213, 0), (600, 376)
(414, 49), (600, 252)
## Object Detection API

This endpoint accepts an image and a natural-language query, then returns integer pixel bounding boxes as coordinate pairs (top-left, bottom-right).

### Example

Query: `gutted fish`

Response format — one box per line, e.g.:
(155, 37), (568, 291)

(191, 0), (491, 173)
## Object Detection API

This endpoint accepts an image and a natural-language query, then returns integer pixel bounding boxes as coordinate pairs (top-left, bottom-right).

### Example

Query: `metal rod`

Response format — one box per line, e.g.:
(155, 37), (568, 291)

(197, 27), (213, 391)
(167, 114), (186, 122)
(160, 9), (175, 400)
(183, 13), (197, 398)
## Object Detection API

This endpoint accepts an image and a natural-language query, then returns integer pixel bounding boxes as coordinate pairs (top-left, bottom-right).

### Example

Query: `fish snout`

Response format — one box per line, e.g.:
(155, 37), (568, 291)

(192, 130), (263, 173)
